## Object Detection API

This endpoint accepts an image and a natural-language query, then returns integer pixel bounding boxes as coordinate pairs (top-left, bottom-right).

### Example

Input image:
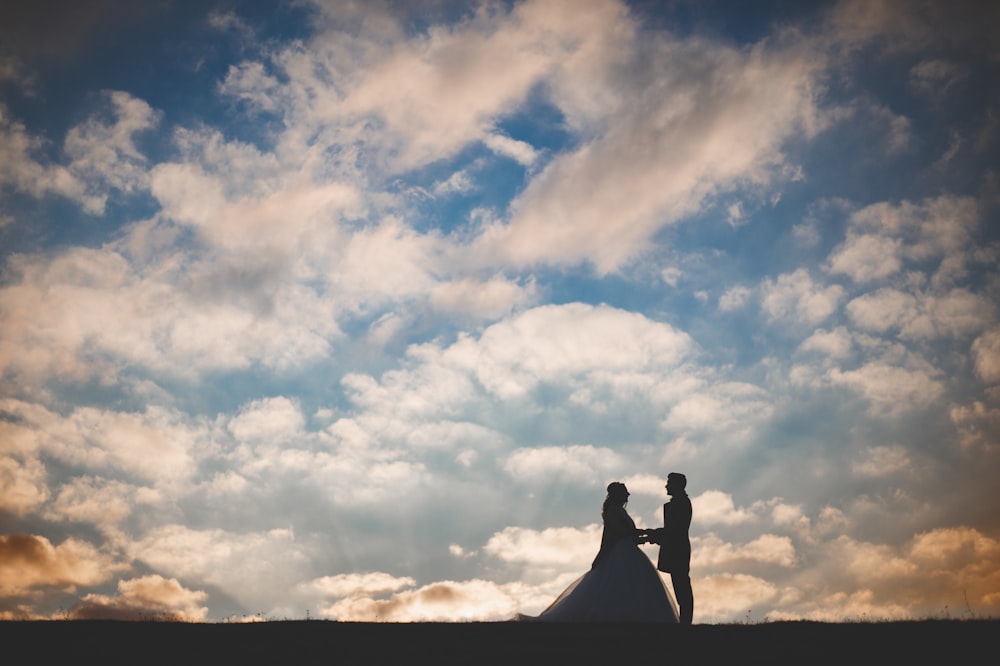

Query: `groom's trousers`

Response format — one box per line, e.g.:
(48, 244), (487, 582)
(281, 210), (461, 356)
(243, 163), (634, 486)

(671, 572), (693, 625)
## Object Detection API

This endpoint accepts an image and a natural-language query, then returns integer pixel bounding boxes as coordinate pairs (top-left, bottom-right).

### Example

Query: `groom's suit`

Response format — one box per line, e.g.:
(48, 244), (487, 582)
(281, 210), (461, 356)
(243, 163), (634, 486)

(649, 492), (693, 624)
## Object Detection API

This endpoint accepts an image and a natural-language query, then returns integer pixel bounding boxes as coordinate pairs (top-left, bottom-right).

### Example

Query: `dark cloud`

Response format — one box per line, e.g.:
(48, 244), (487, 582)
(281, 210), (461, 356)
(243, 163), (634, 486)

(0, 534), (112, 597)
(0, 1), (170, 65)
(0, 533), (50, 562)
(67, 597), (184, 621)
(65, 574), (209, 621)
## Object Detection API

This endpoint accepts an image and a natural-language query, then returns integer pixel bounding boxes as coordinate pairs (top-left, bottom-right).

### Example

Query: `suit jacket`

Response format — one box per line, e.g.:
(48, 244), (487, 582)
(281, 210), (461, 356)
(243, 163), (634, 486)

(650, 493), (691, 573)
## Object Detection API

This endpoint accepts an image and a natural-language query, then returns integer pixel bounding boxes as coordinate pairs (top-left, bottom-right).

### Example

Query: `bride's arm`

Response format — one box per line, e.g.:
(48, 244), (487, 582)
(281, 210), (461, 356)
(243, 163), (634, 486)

(616, 506), (642, 542)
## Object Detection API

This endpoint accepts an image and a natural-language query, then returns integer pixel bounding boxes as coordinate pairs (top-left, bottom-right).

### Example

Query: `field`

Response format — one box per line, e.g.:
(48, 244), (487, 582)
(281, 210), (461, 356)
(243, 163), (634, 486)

(3, 618), (996, 665)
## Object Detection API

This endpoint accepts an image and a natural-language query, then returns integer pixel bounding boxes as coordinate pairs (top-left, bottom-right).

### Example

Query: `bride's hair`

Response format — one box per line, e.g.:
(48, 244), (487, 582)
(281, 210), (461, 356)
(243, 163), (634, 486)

(602, 481), (629, 519)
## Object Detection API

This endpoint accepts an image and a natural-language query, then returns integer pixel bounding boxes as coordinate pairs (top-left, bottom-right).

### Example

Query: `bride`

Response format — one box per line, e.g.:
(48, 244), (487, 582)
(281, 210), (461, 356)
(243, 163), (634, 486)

(526, 481), (678, 622)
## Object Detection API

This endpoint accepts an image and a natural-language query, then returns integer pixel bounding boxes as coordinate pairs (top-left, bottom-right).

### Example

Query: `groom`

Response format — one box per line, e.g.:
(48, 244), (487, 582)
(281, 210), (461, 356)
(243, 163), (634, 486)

(642, 472), (693, 625)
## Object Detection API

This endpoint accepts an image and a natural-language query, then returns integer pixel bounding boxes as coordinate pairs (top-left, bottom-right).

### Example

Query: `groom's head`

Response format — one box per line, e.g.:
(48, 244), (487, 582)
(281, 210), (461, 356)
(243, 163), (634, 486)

(666, 472), (687, 495)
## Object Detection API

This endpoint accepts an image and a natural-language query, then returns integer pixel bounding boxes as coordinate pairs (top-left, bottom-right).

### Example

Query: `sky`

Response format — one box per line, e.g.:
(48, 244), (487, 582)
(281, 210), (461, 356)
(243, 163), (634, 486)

(1, 0), (999, 624)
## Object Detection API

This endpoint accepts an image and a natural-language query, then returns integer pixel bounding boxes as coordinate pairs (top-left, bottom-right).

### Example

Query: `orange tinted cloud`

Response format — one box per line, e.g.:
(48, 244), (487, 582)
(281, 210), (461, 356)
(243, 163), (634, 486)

(68, 574), (208, 621)
(323, 579), (519, 622)
(0, 534), (116, 596)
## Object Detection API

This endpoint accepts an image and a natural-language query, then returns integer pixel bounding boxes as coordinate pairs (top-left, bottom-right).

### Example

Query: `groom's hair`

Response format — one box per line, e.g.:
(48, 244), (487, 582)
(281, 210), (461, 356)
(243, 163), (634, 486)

(668, 472), (687, 490)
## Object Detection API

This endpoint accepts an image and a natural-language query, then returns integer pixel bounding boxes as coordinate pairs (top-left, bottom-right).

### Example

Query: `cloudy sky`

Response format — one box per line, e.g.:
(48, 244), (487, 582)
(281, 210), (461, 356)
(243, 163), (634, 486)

(2, 0), (999, 623)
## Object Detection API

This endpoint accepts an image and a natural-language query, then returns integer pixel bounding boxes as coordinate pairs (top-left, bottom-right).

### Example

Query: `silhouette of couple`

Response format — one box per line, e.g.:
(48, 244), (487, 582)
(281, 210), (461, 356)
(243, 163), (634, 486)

(530, 473), (693, 624)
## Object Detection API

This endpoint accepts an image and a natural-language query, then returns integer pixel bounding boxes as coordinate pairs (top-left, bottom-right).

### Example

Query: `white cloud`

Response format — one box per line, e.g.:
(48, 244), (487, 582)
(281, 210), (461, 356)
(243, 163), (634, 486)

(814, 506), (850, 536)
(0, 105), (95, 210)
(660, 266), (682, 287)
(248, 0), (611, 174)
(661, 383), (772, 437)
(483, 524), (602, 572)
(228, 396), (305, 444)
(761, 269), (844, 326)
(828, 362), (943, 415)
(0, 454), (48, 515)
(201, 471), (250, 499)
(770, 502), (807, 528)
(844, 288), (916, 333)
(841, 196), (981, 288)
(330, 216), (443, 310)
(726, 202), (745, 228)
(64, 90), (159, 203)
(0, 245), (341, 385)
(236, 429), (435, 508)
(0, 91), (157, 215)
(691, 490), (758, 526)
(503, 445), (625, 486)
(432, 169), (475, 196)
(719, 285), (752, 311)
(847, 288), (994, 340)
(322, 578), (520, 622)
(478, 24), (828, 272)
(483, 133), (539, 166)
(429, 275), (536, 320)
(43, 476), (161, 530)
(150, 161), (358, 254)
(852, 445), (911, 478)
(950, 400), (1000, 452)
(827, 233), (902, 283)
(972, 328), (1000, 384)
(128, 525), (309, 611)
(439, 302), (692, 400)
(0, 399), (201, 486)
(207, 10), (254, 40)
(798, 327), (853, 359)
(694, 533), (797, 569)
(622, 473), (668, 499)
(303, 572), (416, 598)
(792, 218), (821, 247)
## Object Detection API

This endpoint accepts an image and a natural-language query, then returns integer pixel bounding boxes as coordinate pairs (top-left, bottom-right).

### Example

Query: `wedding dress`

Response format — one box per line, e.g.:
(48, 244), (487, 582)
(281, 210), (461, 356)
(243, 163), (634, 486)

(528, 505), (679, 623)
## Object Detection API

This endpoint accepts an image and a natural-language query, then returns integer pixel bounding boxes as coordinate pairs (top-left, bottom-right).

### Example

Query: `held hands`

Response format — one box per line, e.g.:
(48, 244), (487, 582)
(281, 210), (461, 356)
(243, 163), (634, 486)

(635, 528), (662, 545)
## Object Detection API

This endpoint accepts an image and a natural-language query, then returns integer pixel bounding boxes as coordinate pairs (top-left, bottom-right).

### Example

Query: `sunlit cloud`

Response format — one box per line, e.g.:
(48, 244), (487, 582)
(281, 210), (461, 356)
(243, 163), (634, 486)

(484, 524), (601, 572)
(694, 533), (797, 569)
(692, 491), (759, 527)
(852, 445), (912, 478)
(761, 269), (844, 327)
(0, 535), (121, 597)
(68, 575), (208, 621)
(504, 445), (626, 486)
(322, 579), (521, 622)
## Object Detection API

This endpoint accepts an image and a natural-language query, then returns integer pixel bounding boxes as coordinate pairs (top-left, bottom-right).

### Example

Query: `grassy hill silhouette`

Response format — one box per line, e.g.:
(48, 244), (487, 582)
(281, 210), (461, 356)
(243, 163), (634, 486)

(3, 618), (997, 665)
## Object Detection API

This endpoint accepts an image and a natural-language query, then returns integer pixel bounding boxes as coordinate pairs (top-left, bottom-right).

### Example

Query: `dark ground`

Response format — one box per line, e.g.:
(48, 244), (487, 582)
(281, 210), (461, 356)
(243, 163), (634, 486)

(2, 619), (996, 665)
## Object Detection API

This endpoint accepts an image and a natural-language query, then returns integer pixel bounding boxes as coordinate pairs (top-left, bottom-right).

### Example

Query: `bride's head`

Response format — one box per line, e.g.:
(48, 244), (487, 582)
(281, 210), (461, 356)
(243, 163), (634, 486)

(603, 481), (630, 517)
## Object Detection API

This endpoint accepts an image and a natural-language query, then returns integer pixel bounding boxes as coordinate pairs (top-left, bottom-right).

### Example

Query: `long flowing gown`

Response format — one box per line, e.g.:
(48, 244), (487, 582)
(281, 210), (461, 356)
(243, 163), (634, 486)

(528, 505), (679, 623)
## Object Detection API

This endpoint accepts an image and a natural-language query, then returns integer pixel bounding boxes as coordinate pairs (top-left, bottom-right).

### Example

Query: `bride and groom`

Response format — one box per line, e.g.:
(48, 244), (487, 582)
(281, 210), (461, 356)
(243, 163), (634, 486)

(528, 473), (693, 624)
